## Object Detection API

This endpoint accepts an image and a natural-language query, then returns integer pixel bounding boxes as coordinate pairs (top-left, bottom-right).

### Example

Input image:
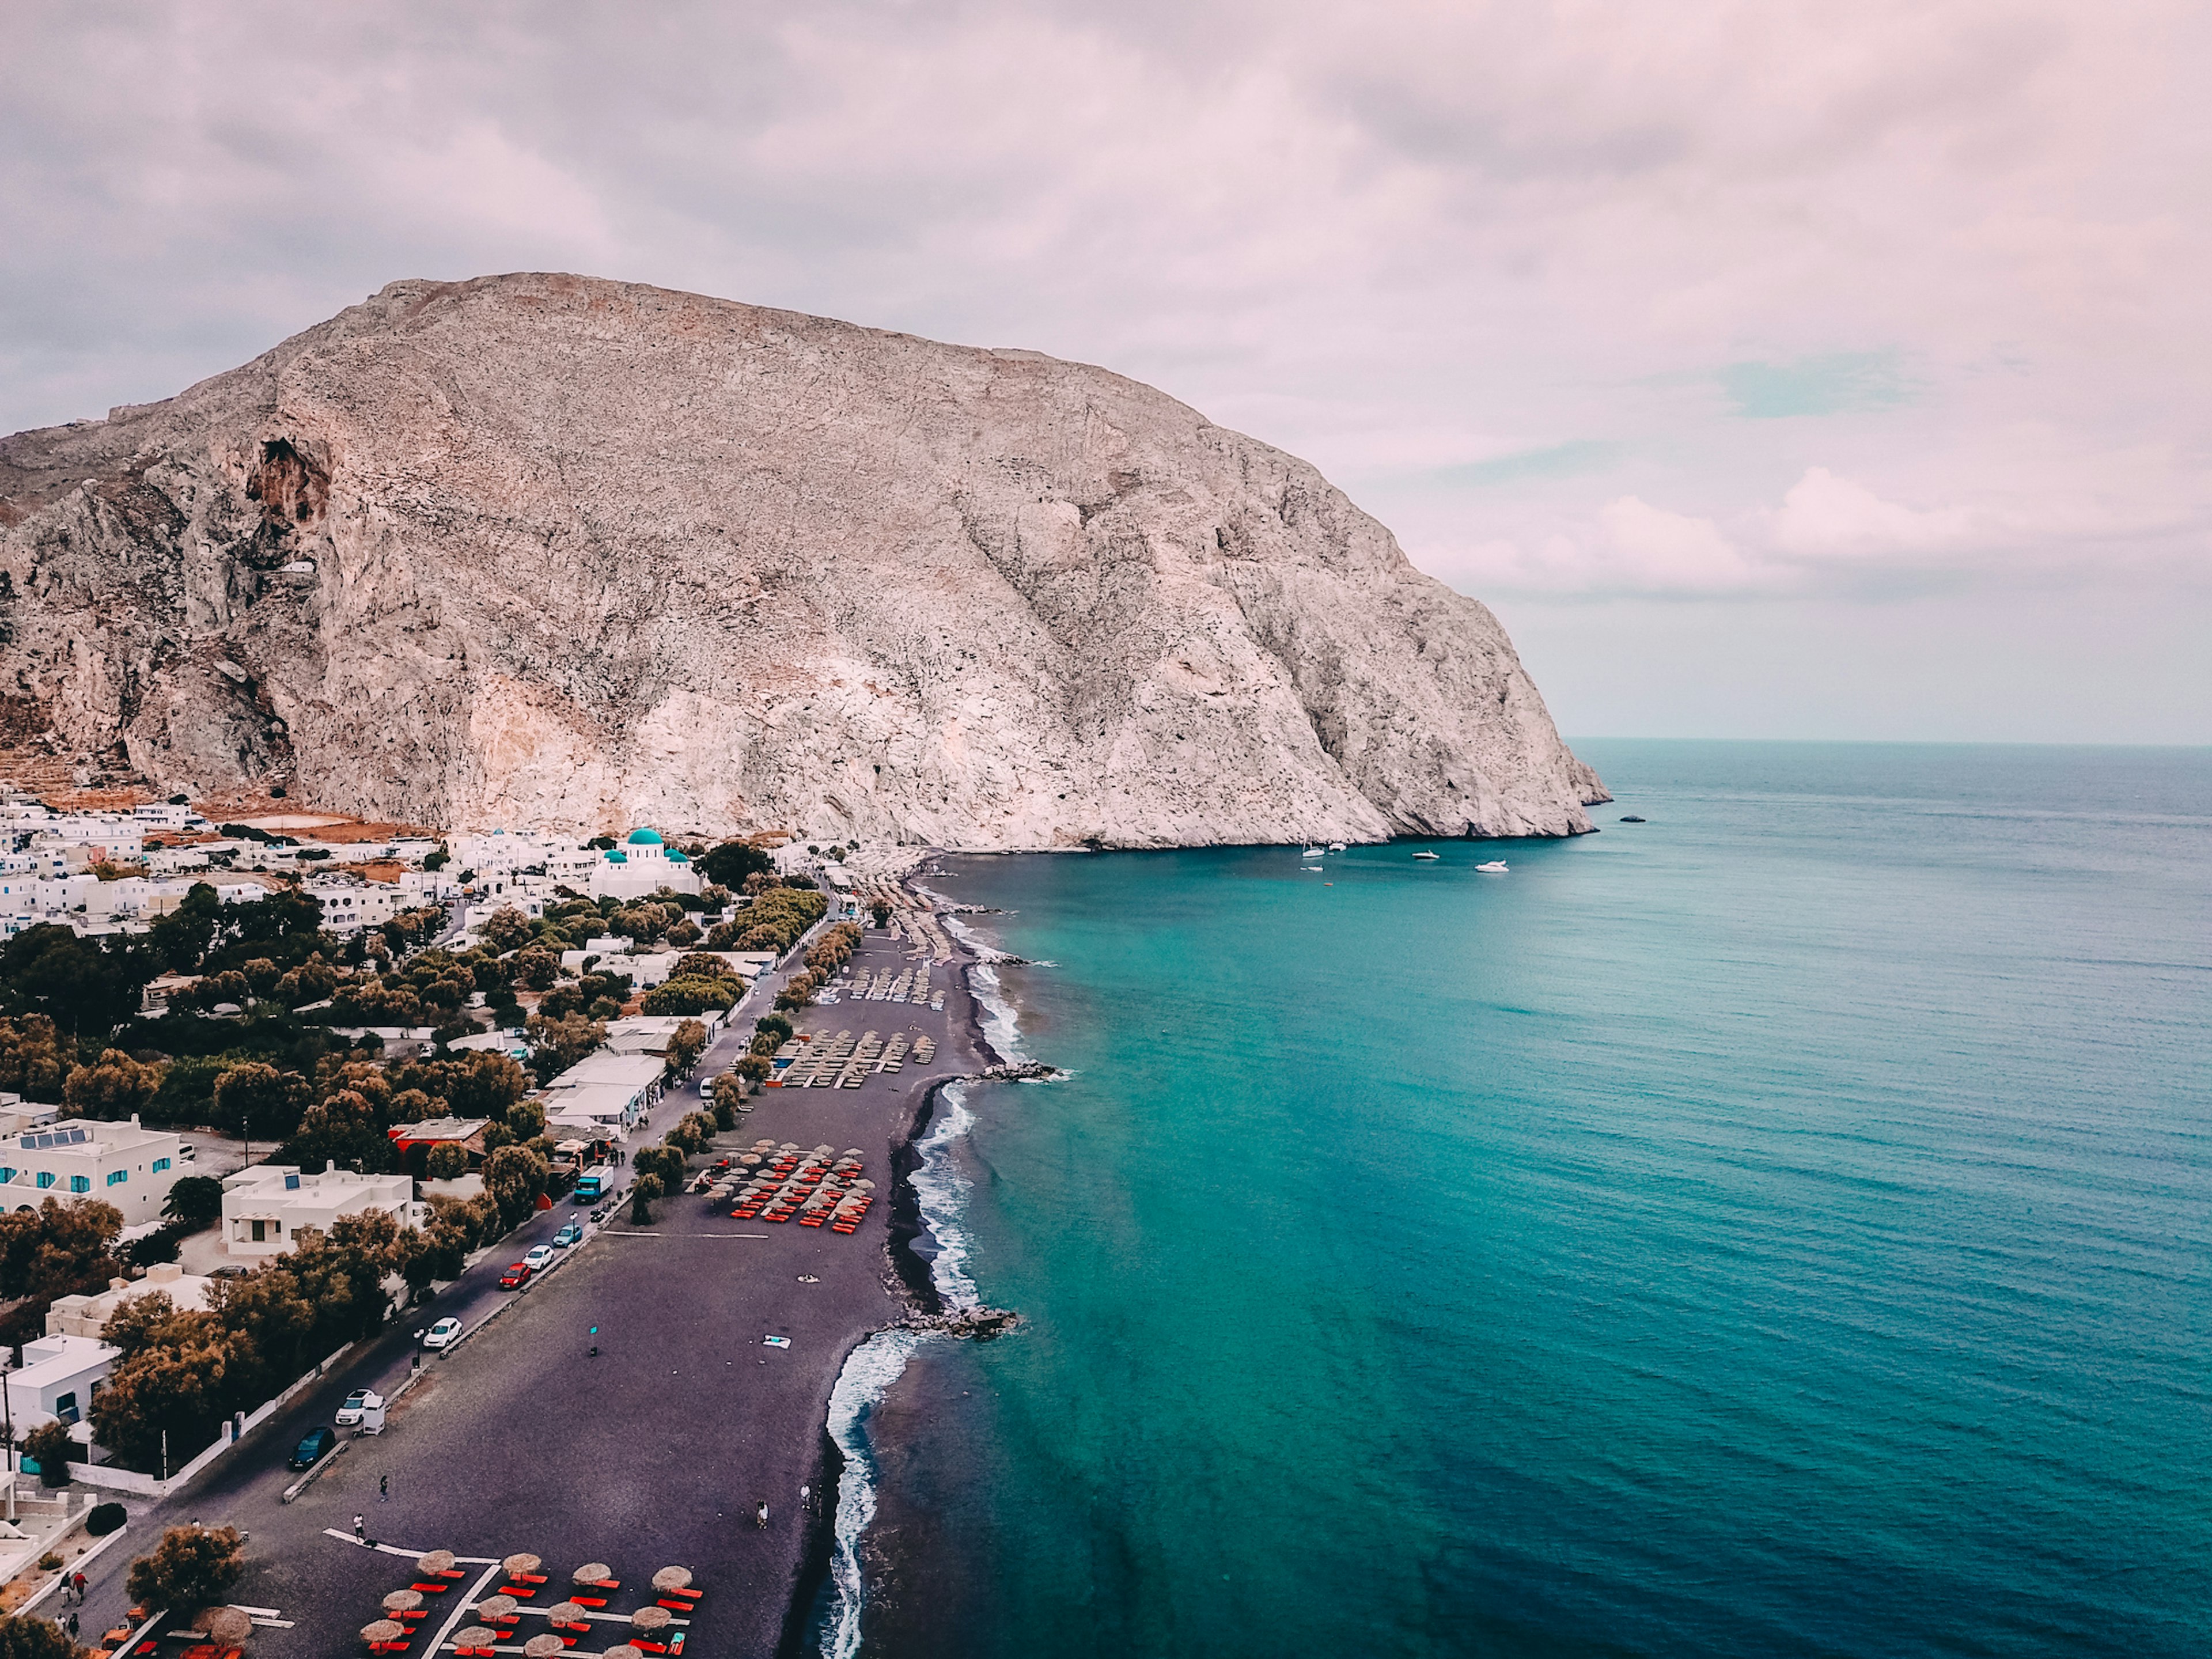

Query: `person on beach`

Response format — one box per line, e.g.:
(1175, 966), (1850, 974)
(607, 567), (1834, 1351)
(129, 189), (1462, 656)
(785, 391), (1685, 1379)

(71, 1571), (86, 1602)
(756, 1501), (769, 1529)
(355, 1515), (366, 1542)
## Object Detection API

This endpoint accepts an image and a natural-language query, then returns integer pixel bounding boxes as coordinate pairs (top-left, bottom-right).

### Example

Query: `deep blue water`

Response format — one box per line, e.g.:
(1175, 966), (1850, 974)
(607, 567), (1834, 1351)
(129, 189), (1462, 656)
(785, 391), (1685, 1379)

(868, 742), (2211, 1657)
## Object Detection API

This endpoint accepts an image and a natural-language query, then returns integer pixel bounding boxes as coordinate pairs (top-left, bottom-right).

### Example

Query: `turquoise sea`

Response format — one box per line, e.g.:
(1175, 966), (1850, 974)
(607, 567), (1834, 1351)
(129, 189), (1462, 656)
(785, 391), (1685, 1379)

(847, 742), (2211, 1657)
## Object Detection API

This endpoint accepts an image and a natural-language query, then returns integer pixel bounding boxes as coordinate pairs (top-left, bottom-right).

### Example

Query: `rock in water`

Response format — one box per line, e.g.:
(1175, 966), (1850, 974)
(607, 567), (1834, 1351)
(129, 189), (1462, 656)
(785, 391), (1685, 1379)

(0, 274), (1607, 846)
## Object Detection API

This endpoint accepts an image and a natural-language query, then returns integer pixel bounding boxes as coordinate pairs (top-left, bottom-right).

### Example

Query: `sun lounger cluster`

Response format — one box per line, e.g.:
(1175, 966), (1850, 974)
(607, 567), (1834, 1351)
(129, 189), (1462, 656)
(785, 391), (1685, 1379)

(729, 1140), (876, 1231)
(849, 963), (933, 1003)
(399, 1554), (704, 1657)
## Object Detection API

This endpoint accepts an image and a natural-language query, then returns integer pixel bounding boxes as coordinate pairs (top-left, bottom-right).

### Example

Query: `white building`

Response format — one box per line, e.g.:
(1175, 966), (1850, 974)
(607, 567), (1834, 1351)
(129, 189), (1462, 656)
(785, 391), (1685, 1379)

(219, 1162), (422, 1259)
(0, 1119), (185, 1228)
(305, 879), (403, 933)
(3, 1334), (117, 1432)
(590, 828), (701, 900)
(604, 1013), (725, 1056)
(539, 1052), (668, 1137)
(46, 1262), (217, 1338)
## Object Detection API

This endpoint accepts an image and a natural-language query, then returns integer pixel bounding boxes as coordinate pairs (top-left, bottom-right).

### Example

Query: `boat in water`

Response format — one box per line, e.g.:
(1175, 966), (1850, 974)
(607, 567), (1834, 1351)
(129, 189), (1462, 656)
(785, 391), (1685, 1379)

(1304, 864), (1324, 872)
(1328, 841), (1347, 851)
(1476, 860), (1509, 873)
(1301, 846), (1325, 857)
(1411, 850), (1441, 861)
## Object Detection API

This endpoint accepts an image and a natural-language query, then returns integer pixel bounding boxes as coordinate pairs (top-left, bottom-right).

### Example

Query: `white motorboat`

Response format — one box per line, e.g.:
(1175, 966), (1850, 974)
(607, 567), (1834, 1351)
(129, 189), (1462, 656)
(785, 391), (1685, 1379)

(1411, 850), (1441, 860)
(1328, 841), (1347, 852)
(1300, 846), (1325, 857)
(1476, 860), (1509, 873)
(1304, 864), (1324, 872)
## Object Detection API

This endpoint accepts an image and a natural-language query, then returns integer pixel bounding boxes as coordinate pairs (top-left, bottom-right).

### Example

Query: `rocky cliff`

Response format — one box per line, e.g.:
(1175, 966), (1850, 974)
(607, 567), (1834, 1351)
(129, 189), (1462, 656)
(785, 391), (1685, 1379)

(0, 274), (1605, 847)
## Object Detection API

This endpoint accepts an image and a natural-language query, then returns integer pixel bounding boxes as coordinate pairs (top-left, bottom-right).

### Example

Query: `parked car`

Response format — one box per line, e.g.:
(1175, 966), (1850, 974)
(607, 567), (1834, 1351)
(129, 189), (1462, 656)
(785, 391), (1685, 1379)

(334, 1389), (384, 1427)
(287, 1426), (336, 1469)
(499, 1262), (532, 1289)
(420, 1316), (463, 1350)
(523, 1244), (554, 1271)
(552, 1223), (582, 1248)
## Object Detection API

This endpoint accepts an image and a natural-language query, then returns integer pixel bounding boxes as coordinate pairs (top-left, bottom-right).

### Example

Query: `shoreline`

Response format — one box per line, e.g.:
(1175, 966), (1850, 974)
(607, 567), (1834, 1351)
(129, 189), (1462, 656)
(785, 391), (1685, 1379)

(786, 854), (1014, 1656)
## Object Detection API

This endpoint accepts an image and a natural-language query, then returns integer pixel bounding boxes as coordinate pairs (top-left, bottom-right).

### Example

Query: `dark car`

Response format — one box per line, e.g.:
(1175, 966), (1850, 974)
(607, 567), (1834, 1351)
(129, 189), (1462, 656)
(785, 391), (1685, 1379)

(499, 1261), (532, 1289)
(287, 1426), (336, 1470)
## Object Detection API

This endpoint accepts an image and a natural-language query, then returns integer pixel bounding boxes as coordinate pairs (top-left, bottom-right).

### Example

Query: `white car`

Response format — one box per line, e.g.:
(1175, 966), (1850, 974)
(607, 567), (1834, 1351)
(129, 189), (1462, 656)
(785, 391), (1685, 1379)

(420, 1317), (463, 1350)
(335, 1388), (384, 1426)
(522, 1244), (554, 1272)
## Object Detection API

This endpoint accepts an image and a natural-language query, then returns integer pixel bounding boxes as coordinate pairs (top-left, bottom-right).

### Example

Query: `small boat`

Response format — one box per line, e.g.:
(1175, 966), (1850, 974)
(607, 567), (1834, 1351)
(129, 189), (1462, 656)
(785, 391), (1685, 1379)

(1300, 846), (1325, 857)
(1304, 864), (1324, 872)
(1328, 841), (1346, 851)
(1476, 860), (1508, 873)
(1411, 850), (1440, 861)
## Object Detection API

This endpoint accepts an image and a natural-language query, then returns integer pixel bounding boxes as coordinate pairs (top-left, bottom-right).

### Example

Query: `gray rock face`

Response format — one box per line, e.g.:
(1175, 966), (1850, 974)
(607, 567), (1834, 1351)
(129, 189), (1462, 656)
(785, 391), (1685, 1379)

(0, 274), (1605, 846)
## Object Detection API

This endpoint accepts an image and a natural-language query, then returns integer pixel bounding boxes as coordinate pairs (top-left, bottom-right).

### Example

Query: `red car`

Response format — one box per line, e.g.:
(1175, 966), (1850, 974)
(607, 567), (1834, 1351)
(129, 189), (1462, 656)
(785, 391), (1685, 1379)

(498, 1262), (532, 1289)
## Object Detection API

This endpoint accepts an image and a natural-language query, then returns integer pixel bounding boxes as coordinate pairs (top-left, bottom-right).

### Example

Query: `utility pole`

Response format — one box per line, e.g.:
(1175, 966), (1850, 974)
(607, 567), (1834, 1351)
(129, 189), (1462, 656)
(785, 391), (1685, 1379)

(161, 1429), (168, 1484)
(2, 1353), (14, 1523)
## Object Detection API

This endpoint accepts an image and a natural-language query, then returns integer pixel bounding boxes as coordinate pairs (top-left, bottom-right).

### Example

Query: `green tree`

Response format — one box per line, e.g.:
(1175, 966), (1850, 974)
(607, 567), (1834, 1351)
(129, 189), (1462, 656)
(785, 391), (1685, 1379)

(0, 926), (147, 1037)
(160, 1176), (226, 1228)
(147, 881), (224, 971)
(510, 948), (562, 991)
(0, 1609), (86, 1656)
(210, 1060), (309, 1141)
(538, 980), (584, 1020)
(0, 1015), (71, 1101)
(505, 1099), (546, 1141)
(424, 1142), (469, 1180)
(126, 1524), (244, 1615)
(668, 1020), (709, 1074)
(88, 1306), (230, 1471)
(0, 1198), (124, 1306)
(641, 977), (737, 1017)
(870, 899), (892, 929)
(525, 1012), (605, 1073)
(734, 1054), (772, 1086)
(476, 907), (536, 955)
(482, 1145), (548, 1228)
(282, 1088), (392, 1175)
(628, 1172), (662, 1224)
(698, 840), (773, 888)
(20, 1422), (73, 1488)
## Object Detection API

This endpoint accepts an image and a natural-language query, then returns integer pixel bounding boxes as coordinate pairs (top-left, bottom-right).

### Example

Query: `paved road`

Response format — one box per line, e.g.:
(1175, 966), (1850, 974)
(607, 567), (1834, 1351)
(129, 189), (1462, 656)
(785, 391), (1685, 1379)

(70, 904), (975, 1659)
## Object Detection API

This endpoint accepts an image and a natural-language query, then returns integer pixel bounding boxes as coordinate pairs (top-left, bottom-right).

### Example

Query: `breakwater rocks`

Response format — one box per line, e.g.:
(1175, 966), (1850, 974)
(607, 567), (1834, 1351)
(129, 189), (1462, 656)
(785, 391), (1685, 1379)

(900, 1305), (1021, 1342)
(0, 272), (1605, 845)
(977, 1062), (1063, 1083)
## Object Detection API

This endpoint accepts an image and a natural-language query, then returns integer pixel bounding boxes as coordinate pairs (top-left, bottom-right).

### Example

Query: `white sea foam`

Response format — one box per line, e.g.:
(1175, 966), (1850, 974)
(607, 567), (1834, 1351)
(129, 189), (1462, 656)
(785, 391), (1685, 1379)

(819, 1075), (988, 1653)
(911, 1080), (982, 1309)
(821, 1327), (927, 1659)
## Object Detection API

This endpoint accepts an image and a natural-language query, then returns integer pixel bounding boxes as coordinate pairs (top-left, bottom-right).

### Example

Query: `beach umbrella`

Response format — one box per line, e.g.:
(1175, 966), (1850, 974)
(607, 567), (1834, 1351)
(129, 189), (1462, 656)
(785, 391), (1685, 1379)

(546, 1601), (589, 1627)
(362, 1620), (406, 1645)
(198, 1607), (253, 1644)
(651, 1566), (694, 1592)
(630, 1606), (673, 1632)
(524, 1636), (567, 1658)
(417, 1550), (457, 1574)
(502, 1553), (542, 1577)
(603, 1648), (646, 1659)
(853, 1179), (875, 1191)
(843, 1147), (864, 1158)
(814, 1142), (835, 1153)
(381, 1590), (423, 1613)
(477, 1596), (519, 1622)
(452, 1628), (498, 1656)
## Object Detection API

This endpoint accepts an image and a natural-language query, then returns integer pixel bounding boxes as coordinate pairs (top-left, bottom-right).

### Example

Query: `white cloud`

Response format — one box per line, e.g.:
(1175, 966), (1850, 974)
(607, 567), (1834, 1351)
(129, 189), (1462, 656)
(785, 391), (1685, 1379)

(1765, 468), (1982, 560)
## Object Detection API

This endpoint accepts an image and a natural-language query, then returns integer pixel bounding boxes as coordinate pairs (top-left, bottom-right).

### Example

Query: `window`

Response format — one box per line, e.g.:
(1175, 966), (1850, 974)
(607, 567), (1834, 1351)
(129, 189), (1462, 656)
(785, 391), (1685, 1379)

(107, 1169), (127, 1187)
(35, 1172), (52, 1189)
(152, 1158), (171, 1173)
(69, 1176), (89, 1194)
(54, 1391), (78, 1425)
(0, 1168), (13, 1184)
(249, 1219), (266, 1242)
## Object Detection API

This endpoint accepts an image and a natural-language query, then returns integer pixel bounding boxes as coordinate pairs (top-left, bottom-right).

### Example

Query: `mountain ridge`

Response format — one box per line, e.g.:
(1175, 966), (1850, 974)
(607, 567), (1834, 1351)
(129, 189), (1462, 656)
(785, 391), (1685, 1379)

(0, 272), (1606, 846)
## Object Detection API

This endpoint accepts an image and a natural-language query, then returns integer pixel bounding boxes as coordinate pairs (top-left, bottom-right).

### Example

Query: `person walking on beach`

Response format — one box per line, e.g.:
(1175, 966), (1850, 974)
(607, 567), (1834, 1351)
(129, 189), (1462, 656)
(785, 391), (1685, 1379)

(755, 1501), (769, 1529)
(70, 1571), (86, 1602)
(65, 1611), (78, 1640)
(355, 1514), (366, 1543)
(380, 1474), (389, 1502)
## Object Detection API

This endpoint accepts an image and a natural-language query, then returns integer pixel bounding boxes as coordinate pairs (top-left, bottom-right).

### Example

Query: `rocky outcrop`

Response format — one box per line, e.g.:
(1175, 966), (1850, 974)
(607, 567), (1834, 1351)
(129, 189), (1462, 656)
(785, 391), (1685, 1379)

(0, 274), (1605, 846)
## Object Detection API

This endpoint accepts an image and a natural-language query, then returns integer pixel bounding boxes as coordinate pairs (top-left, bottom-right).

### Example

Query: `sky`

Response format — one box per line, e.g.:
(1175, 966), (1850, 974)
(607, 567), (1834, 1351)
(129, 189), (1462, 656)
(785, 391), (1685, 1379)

(5, 1), (2207, 743)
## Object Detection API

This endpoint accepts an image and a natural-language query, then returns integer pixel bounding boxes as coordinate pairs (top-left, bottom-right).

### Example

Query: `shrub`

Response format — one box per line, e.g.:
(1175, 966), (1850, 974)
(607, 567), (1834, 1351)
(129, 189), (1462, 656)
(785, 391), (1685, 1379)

(628, 1173), (661, 1224)
(21, 1422), (73, 1487)
(425, 1142), (469, 1180)
(87, 1501), (127, 1536)
(127, 1524), (245, 1615)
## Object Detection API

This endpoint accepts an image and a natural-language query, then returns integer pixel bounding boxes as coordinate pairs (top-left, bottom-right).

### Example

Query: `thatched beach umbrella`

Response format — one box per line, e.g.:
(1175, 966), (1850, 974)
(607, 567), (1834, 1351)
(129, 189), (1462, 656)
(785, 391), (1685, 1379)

(853, 1179), (876, 1191)
(524, 1636), (567, 1659)
(546, 1600), (589, 1628)
(452, 1628), (498, 1657)
(476, 1595), (519, 1623)
(417, 1550), (458, 1574)
(381, 1590), (422, 1613)
(198, 1607), (253, 1644)
(630, 1605), (672, 1632)
(502, 1553), (542, 1577)
(650, 1566), (693, 1592)
(603, 1647), (646, 1659)
(361, 1620), (406, 1645)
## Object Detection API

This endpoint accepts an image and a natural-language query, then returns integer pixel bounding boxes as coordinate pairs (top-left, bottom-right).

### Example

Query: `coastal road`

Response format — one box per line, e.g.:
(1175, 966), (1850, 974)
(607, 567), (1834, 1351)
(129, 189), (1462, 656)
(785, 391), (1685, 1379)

(68, 898), (982, 1659)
